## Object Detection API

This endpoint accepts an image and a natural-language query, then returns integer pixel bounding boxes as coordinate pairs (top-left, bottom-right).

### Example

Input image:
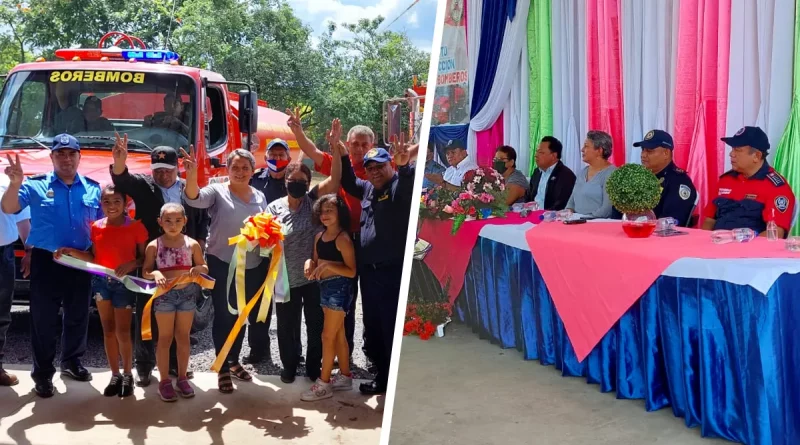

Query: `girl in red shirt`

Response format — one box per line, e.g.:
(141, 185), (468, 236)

(54, 185), (148, 398)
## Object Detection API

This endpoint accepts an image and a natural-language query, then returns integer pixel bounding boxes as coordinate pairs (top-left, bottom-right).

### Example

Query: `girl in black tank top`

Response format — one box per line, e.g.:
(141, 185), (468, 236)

(302, 193), (357, 402)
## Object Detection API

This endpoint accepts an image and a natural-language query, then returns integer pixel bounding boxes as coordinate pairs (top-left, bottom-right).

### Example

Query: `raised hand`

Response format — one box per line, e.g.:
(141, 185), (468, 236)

(392, 133), (411, 166)
(328, 118), (343, 154)
(4, 154), (23, 187)
(179, 145), (197, 176)
(112, 132), (128, 164)
(286, 107), (304, 136)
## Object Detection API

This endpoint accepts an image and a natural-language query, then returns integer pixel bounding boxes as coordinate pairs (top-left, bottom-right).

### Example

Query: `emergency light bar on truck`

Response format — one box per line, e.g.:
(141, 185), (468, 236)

(53, 49), (181, 63)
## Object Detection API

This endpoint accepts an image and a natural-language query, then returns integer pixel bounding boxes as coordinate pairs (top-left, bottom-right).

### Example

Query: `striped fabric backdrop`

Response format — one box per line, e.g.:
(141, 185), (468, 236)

(454, 0), (800, 232)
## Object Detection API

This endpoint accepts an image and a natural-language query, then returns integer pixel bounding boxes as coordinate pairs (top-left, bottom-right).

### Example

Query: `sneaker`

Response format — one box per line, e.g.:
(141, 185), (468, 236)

(330, 374), (353, 392)
(300, 379), (333, 402)
(175, 377), (195, 398)
(61, 362), (92, 382)
(103, 374), (122, 397)
(120, 374), (134, 398)
(158, 379), (177, 402)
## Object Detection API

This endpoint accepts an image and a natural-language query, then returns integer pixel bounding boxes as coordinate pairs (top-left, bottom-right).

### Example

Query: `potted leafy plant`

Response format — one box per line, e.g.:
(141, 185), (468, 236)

(605, 163), (662, 238)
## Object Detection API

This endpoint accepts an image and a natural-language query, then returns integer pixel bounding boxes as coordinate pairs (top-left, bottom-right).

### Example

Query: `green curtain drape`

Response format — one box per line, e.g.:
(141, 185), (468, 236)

(774, 4), (800, 235)
(527, 0), (553, 176)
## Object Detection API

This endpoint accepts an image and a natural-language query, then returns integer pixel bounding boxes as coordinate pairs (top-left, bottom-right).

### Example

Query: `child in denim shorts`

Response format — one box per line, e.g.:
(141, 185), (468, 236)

(54, 184), (148, 398)
(301, 194), (357, 402)
(142, 203), (208, 402)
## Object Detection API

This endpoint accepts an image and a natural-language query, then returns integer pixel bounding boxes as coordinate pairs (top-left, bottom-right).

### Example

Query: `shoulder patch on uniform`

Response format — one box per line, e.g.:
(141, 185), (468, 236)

(767, 172), (785, 187)
(29, 173), (47, 180)
(673, 166), (685, 174)
(679, 184), (691, 200)
(775, 195), (790, 213)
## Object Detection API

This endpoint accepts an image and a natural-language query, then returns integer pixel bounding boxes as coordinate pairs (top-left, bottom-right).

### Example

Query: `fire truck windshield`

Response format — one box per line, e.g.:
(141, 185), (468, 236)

(0, 70), (196, 152)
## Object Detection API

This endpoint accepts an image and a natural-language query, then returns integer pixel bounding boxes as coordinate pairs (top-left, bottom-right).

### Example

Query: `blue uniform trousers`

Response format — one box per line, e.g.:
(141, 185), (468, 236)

(359, 262), (402, 387)
(29, 248), (91, 382)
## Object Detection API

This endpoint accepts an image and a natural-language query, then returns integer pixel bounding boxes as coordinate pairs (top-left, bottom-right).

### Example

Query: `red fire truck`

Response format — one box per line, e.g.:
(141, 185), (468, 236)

(0, 32), (300, 300)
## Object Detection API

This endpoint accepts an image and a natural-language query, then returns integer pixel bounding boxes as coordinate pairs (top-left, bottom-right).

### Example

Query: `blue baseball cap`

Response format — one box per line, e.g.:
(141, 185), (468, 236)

(52, 133), (80, 151)
(445, 139), (466, 151)
(267, 138), (289, 151)
(721, 126), (770, 153)
(633, 129), (674, 150)
(363, 147), (391, 165)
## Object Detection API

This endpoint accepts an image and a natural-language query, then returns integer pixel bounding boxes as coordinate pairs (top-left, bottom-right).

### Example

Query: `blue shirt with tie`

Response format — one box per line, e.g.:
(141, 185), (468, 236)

(18, 172), (103, 252)
(534, 164), (555, 204)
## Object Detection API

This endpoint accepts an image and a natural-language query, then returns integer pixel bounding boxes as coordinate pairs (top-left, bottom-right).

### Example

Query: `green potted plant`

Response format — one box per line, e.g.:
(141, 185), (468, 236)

(605, 163), (662, 238)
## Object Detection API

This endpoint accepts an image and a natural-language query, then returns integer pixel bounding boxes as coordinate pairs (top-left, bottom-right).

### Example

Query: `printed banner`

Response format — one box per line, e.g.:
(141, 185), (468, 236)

(434, 0), (470, 126)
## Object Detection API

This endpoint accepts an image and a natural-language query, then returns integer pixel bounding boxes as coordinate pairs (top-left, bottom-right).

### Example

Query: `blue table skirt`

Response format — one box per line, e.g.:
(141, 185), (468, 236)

(456, 237), (800, 445)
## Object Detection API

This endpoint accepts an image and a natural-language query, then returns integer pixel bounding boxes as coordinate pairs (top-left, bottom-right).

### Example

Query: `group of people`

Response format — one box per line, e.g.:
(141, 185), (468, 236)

(424, 125), (796, 237)
(0, 114), (416, 404)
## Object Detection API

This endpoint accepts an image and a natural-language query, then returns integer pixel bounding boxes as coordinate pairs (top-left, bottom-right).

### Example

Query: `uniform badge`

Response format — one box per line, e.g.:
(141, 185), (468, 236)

(645, 130), (655, 140)
(735, 127), (746, 136)
(659, 177), (665, 184)
(719, 188), (732, 195)
(366, 148), (379, 158)
(46, 189), (54, 198)
(378, 191), (389, 201)
(679, 184), (691, 200)
(60, 135), (70, 144)
(775, 195), (789, 213)
(549, 176), (556, 181)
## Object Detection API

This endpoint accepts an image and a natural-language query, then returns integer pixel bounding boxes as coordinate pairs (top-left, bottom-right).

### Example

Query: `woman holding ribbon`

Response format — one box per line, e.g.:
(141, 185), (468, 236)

(183, 147), (270, 394)
(268, 120), (343, 385)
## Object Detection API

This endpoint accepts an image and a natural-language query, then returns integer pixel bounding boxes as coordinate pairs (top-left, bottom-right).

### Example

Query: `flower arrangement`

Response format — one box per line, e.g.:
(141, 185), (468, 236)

(404, 302), (453, 340)
(419, 186), (456, 220)
(444, 167), (509, 234)
(605, 164), (662, 213)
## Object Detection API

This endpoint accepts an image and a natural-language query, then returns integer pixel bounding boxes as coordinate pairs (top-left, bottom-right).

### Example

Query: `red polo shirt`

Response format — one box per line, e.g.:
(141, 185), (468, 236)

(316, 152), (397, 234)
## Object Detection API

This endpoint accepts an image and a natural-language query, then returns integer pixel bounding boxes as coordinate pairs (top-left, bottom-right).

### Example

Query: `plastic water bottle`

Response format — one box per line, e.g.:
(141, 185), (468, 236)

(540, 211), (558, 222)
(734, 228), (756, 243)
(711, 228), (755, 244)
(766, 209), (779, 241)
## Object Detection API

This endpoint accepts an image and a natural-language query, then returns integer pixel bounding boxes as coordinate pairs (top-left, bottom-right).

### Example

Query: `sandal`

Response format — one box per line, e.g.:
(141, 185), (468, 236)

(218, 372), (234, 394)
(229, 364), (252, 382)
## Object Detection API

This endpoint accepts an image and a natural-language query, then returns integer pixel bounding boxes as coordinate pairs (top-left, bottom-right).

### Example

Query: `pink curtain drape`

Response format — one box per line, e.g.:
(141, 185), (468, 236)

(586, 0), (627, 166)
(673, 0), (731, 225)
(475, 113), (504, 166)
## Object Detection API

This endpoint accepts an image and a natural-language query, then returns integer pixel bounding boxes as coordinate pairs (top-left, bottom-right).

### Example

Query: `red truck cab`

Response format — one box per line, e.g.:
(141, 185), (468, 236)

(0, 34), (300, 301)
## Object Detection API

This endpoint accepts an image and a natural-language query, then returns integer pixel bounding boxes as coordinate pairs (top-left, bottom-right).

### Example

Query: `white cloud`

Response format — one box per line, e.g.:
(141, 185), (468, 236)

(287, 0), (435, 51)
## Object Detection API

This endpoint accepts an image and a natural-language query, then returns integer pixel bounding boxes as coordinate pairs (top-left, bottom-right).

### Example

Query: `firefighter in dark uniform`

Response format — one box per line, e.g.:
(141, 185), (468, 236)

(1, 134), (102, 398)
(611, 129), (698, 226)
(248, 138), (296, 365)
(702, 126), (796, 237)
(339, 145), (414, 395)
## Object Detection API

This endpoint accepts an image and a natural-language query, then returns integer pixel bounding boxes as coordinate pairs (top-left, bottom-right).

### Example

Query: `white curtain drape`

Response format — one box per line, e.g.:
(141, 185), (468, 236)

(621, 0), (679, 165)
(551, 0), (588, 175)
(503, 35), (531, 177)
(725, 0), (795, 169)
(467, 0), (531, 160)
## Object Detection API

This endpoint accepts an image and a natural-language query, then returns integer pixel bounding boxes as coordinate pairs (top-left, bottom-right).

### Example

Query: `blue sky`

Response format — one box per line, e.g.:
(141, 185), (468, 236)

(286, 0), (438, 52)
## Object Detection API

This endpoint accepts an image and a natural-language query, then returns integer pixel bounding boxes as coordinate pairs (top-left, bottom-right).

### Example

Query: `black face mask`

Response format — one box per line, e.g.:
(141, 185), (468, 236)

(287, 181), (308, 199)
(493, 160), (508, 174)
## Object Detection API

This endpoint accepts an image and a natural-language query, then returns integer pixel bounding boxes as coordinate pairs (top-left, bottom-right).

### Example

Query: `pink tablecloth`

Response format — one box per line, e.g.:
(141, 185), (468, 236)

(525, 222), (800, 361)
(419, 211), (544, 304)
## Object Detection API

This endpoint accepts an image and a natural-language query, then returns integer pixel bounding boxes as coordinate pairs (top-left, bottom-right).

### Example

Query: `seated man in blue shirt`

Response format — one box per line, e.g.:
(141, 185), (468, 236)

(422, 140), (446, 191)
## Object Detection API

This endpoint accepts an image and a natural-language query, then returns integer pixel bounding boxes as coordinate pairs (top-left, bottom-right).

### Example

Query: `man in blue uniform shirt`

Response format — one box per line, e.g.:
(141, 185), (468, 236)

(611, 129), (698, 226)
(340, 143), (414, 395)
(1, 134), (102, 398)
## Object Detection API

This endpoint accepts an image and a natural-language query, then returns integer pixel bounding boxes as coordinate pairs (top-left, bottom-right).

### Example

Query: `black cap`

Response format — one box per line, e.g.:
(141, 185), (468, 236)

(445, 139), (466, 151)
(633, 129), (674, 150)
(721, 126), (770, 153)
(151, 146), (178, 170)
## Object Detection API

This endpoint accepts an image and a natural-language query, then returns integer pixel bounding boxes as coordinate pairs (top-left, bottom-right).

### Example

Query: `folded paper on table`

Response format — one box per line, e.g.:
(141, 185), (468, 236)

(419, 211), (544, 304)
(525, 222), (800, 361)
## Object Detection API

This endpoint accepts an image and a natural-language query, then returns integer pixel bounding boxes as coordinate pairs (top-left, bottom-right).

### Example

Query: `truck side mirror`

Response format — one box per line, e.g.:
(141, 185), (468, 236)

(238, 90), (258, 134)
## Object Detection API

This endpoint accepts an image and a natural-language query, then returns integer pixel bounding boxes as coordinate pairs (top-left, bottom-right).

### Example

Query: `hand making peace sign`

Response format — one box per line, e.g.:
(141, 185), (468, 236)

(179, 145), (197, 176)
(286, 107), (304, 137)
(112, 132), (128, 164)
(391, 133), (411, 166)
(5, 154), (23, 187)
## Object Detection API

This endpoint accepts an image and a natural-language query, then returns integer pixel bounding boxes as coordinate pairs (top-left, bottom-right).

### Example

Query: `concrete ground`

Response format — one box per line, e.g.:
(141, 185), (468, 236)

(0, 365), (382, 445)
(389, 323), (731, 445)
